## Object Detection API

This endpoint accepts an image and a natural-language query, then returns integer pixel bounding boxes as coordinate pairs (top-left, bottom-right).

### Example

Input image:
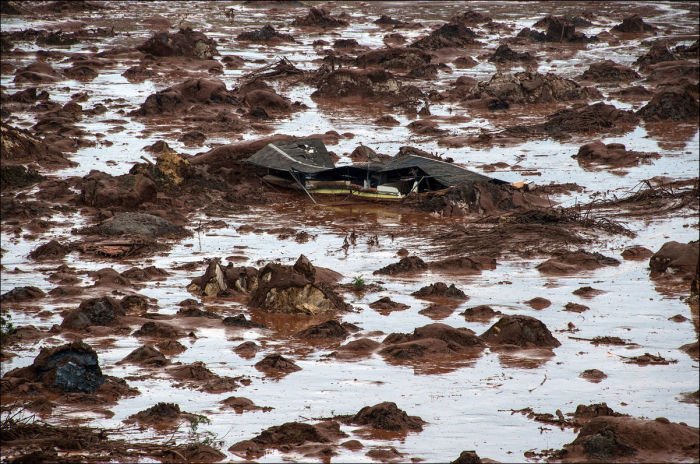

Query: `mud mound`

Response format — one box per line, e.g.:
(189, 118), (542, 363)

(525, 297), (551, 309)
(612, 15), (656, 33)
(91, 213), (188, 238)
(415, 180), (546, 217)
(649, 241), (698, 276)
(255, 354), (301, 375)
(292, 7), (348, 28)
(537, 250), (620, 274)
(230, 420), (346, 458)
(561, 416), (699, 462)
(119, 345), (169, 366)
(579, 60), (641, 82)
(462, 305), (502, 321)
(29, 240), (70, 261)
(635, 42), (676, 70)
(169, 361), (240, 393)
(121, 266), (169, 281)
(412, 282), (467, 300)
(622, 245), (653, 260)
(80, 171), (157, 209)
(1, 165), (44, 191)
(506, 103), (640, 138)
(452, 450), (483, 463)
(369, 297), (410, 315)
(637, 86), (699, 121)
(451, 9), (492, 25)
(243, 257), (347, 314)
(126, 402), (192, 428)
(381, 323), (483, 360)
(296, 320), (349, 339)
(61, 296), (125, 330)
(241, 88), (291, 114)
(1, 286), (45, 302)
(221, 396), (271, 413)
(137, 28), (218, 59)
(223, 314), (265, 328)
(237, 25), (295, 43)
(374, 15), (409, 26)
(312, 68), (416, 101)
(373, 256), (428, 275)
(410, 23), (478, 50)
(133, 78), (237, 116)
(13, 61), (61, 83)
(543, 16), (595, 43)
(346, 402), (424, 432)
(460, 72), (600, 105)
(574, 141), (660, 167)
(5, 341), (104, 393)
(580, 369), (607, 383)
(432, 255), (497, 274)
(133, 321), (186, 339)
(480, 315), (560, 348)
(488, 44), (535, 63)
(355, 47), (431, 70)
(1, 123), (73, 168)
(645, 60), (699, 84)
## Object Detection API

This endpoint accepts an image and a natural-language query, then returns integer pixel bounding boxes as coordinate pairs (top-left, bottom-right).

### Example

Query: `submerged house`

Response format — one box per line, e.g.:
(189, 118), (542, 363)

(247, 138), (514, 200)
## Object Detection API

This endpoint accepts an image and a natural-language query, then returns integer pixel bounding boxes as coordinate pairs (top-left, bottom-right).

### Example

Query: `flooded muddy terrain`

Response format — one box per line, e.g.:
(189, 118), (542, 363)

(1, 1), (698, 463)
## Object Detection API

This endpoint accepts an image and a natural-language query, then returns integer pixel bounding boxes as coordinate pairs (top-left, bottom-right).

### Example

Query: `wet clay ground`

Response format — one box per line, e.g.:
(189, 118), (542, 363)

(1, 1), (699, 463)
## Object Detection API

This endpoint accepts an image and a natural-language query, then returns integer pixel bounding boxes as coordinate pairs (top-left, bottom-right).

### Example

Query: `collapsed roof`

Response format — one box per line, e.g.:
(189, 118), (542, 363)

(247, 138), (506, 188)
(246, 138), (335, 174)
(381, 154), (506, 188)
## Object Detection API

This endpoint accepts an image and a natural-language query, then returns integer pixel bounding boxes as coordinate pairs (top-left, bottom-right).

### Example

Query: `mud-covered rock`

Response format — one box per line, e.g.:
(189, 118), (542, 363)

(574, 141), (660, 167)
(237, 24), (295, 43)
(537, 250), (620, 274)
(133, 78), (237, 116)
(612, 15), (656, 33)
(373, 256), (428, 275)
(410, 23), (477, 50)
(462, 305), (502, 321)
(355, 47), (431, 70)
(458, 71), (600, 105)
(649, 241), (699, 276)
(381, 323), (483, 360)
(29, 240), (70, 261)
(524, 297), (551, 310)
(561, 416), (698, 462)
(369, 297), (410, 315)
(451, 9), (492, 25)
(230, 420), (345, 458)
(138, 28), (218, 59)
(61, 296), (125, 330)
(579, 60), (641, 82)
(5, 341), (105, 393)
(1, 165), (44, 190)
(296, 320), (349, 339)
(346, 402), (425, 432)
(89, 213), (189, 238)
(507, 103), (639, 138)
(480, 315), (560, 348)
(222, 314), (265, 328)
(133, 321), (185, 339)
(313, 68), (418, 101)
(292, 7), (348, 28)
(126, 402), (195, 429)
(248, 256), (348, 315)
(255, 354), (301, 375)
(1, 286), (45, 302)
(411, 282), (467, 300)
(635, 42), (676, 70)
(452, 450), (482, 464)
(80, 171), (157, 209)
(1, 123), (73, 168)
(637, 86), (699, 121)
(119, 344), (169, 366)
(543, 16), (595, 43)
(13, 61), (61, 83)
(488, 44), (535, 63)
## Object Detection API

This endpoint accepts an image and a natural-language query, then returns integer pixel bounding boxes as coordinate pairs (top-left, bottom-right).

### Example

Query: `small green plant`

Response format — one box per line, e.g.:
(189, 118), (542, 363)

(0, 312), (15, 345)
(352, 275), (365, 291)
(186, 414), (222, 448)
